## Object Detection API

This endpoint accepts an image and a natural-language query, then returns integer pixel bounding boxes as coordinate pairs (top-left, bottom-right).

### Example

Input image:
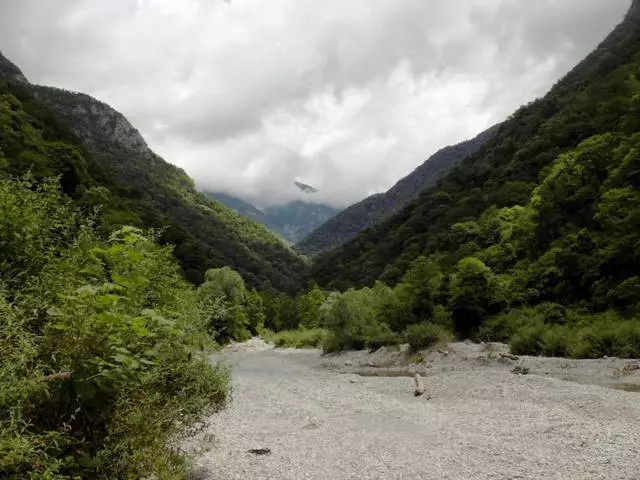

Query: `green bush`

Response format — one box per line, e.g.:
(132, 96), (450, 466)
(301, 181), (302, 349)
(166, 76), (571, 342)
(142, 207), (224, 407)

(502, 309), (640, 359)
(320, 286), (385, 352)
(478, 307), (543, 343)
(509, 320), (546, 355)
(541, 325), (572, 357)
(264, 328), (329, 349)
(431, 304), (454, 329)
(569, 316), (640, 358)
(321, 331), (349, 353)
(403, 323), (453, 352)
(0, 177), (230, 479)
(509, 321), (572, 357)
(365, 329), (402, 352)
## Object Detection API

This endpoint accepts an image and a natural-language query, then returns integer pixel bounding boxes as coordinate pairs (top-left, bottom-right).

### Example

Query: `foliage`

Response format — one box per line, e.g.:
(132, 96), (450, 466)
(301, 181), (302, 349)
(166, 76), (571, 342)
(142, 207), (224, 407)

(483, 305), (640, 358)
(0, 79), (307, 293)
(313, 7), (640, 290)
(308, 6), (640, 355)
(319, 283), (401, 352)
(403, 323), (453, 352)
(0, 176), (230, 479)
(197, 267), (270, 343)
(261, 327), (329, 349)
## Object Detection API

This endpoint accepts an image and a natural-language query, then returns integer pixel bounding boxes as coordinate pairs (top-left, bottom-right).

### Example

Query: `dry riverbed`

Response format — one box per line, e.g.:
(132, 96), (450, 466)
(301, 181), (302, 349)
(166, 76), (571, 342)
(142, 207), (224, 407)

(185, 339), (640, 480)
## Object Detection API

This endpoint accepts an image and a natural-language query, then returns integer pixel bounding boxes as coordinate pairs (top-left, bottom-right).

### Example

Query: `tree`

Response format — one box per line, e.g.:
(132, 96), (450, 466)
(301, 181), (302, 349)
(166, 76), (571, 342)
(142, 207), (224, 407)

(202, 266), (247, 303)
(296, 285), (326, 328)
(244, 288), (266, 334)
(450, 257), (494, 338)
(198, 266), (251, 342)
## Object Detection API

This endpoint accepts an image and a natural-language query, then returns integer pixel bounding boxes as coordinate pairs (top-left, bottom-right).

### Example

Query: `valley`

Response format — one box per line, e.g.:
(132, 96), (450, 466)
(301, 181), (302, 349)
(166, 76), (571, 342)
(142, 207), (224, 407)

(1, 0), (640, 479)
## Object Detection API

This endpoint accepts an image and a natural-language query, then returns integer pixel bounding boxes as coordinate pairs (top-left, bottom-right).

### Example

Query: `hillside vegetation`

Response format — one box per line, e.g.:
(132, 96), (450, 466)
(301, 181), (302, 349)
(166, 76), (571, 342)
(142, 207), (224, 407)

(0, 55), (307, 478)
(299, 1), (640, 354)
(0, 55), (306, 293)
(0, 176), (231, 478)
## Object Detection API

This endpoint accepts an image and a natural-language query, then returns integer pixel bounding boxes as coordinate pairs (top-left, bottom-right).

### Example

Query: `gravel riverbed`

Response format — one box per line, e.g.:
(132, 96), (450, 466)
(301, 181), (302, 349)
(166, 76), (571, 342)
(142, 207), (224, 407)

(186, 340), (640, 480)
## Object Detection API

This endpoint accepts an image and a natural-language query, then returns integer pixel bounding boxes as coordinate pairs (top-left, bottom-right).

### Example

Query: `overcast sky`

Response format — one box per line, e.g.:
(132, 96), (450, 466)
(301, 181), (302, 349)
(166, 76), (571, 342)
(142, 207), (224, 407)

(0, 0), (631, 207)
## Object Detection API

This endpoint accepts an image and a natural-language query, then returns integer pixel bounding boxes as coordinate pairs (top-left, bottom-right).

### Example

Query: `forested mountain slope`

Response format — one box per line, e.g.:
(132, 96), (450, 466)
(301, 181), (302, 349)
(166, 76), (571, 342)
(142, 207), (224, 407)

(0, 51), (306, 292)
(311, 0), (640, 319)
(296, 126), (498, 256)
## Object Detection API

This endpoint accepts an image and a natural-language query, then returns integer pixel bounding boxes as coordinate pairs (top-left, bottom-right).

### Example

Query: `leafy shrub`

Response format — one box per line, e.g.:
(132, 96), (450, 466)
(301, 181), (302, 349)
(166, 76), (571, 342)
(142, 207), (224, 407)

(541, 325), (572, 357)
(0, 177), (230, 479)
(365, 329), (402, 352)
(502, 309), (640, 359)
(197, 268), (268, 343)
(431, 304), (454, 329)
(510, 321), (546, 355)
(264, 328), (329, 349)
(320, 285), (388, 352)
(569, 316), (640, 358)
(403, 323), (453, 352)
(477, 307), (542, 343)
(321, 331), (349, 353)
(537, 302), (569, 324)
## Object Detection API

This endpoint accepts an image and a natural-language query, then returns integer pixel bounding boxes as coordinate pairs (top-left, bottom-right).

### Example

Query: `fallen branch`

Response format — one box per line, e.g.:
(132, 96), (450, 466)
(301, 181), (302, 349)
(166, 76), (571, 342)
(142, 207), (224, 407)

(500, 353), (519, 361)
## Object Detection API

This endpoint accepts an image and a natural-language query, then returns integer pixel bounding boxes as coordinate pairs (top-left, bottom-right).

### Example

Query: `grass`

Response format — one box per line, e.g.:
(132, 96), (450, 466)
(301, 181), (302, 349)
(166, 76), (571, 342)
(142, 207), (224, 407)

(261, 328), (329, 349)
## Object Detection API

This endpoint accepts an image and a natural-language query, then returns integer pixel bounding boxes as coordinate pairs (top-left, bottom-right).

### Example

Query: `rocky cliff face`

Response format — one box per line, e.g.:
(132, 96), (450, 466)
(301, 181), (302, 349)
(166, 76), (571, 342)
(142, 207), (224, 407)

(31, 87), (149, 157)
(0, 50), (28, 84)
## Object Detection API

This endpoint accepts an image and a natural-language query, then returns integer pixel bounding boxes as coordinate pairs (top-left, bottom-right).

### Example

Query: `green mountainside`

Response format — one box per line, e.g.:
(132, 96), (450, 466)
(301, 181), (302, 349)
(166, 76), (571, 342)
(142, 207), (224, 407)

(0, 53), (306, 292)
(296, 126), (498, 256)
(311, 0), (640, 312)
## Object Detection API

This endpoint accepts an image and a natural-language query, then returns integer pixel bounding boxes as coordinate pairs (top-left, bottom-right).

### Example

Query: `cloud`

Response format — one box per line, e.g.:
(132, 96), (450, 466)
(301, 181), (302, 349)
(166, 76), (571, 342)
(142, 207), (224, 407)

(0, 0), (631, 207)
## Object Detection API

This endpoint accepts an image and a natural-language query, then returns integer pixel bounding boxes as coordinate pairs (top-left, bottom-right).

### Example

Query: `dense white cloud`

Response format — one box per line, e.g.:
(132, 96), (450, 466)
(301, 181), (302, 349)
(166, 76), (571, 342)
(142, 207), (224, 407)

(0, 0), (631, 207)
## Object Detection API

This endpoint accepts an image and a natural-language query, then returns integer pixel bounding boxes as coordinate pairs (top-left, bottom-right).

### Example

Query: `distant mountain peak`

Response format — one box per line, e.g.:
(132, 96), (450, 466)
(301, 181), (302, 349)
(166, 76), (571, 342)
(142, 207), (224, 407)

(294, 181), (317, 194)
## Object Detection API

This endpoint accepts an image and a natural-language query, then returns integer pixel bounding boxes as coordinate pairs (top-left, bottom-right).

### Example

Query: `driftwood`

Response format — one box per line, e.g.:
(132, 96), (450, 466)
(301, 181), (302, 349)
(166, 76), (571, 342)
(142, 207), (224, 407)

(413, 373), (425, 397)
(500, 353), (519, 361)
(247, 448), (271, 456)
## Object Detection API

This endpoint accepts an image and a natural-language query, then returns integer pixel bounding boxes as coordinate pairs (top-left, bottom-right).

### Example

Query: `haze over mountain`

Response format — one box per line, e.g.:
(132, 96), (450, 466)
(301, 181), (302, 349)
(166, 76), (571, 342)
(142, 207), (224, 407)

(0, 0), (630, 208)
(208, 182), (338, 244)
